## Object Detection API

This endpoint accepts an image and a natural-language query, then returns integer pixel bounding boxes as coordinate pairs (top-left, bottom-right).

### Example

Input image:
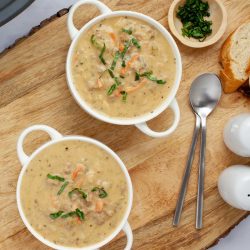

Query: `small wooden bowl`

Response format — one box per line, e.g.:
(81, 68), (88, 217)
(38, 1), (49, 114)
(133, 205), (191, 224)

(168, 0), (227, 48)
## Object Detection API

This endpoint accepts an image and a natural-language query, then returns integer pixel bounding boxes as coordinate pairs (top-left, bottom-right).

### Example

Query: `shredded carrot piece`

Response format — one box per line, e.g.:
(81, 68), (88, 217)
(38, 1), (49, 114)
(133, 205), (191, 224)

(109, 32), (116, 43)
(120, 68), (126, 76)
(121, 54), (139, 76)
(114, 86), (123, 97)
(95, 199), (104, 213)
(71, 170), (79, 181)
(76, 217), (82, 224)
(71, 164), (85, 181)
(119, 43), (124, 52)
(126, 78), (146, 93)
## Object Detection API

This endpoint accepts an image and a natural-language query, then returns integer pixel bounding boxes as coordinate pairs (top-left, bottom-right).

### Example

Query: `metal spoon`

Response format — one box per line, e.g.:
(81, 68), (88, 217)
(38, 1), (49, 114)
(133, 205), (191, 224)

(191, 73), (221, 229)
(173, 73), (221, 228)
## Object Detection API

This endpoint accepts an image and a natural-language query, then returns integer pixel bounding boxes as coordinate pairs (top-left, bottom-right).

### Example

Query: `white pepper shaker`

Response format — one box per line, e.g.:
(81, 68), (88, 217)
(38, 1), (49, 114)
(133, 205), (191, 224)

(223, 113), (250, 157)
(218, 165), (250, 210)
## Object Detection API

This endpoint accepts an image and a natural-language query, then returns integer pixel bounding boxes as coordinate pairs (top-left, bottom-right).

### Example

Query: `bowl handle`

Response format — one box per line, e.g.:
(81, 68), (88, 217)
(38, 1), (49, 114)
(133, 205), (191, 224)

(17, 125), (62, 166)
(93, 222), (132, 250)
(135, 98), (180, 138)
(122, 221), (133, 250)
(67, 0), (112, 40)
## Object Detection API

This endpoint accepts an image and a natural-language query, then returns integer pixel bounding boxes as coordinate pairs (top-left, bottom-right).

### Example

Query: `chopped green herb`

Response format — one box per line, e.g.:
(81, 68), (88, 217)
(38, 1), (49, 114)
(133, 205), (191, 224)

(135, 72), (140, 81)
(107, 69), (115, 78)
(110, 51), (120, 71)
(57, 181), (69, 195)
(47, 174), (65, 182)
(120, 91), (128, 102)
(91, 186), (108, 198)
(139, 71), (153, 77)
(176, 0), (212, 41)
(68, 188), (87, 199)
(131, 37), (141, 49)
(99, 43), (106, 65)
(61, 211), (76, 218)
(90, 34), (102, 49)
(51, 209), (85, 221)
(155, 79), (166, 84)
(136, 71), (166, 84)
(49, 211), (64, 219)
(120, 37), (140, 68)
(115, 77), (121, 85)
(107, 84), (117, 95)
(76, 208), (85, 221)
(122, 60), (126, 68)
(107, 77), (121, 95)
(121, 40), (131, 59)
(145, 74), (166, 84)
(90, 34), (95, 43)
(122, 28), (132, 35)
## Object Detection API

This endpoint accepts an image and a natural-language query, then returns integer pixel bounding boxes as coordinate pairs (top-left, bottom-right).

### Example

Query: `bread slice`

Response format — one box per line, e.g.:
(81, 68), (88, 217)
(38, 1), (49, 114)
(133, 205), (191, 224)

(220, 22), (250, 93)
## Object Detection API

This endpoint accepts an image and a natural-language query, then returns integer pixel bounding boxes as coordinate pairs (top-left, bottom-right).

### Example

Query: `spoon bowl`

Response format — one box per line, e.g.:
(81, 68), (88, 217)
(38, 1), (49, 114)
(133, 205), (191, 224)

(190, 73), (222, 117)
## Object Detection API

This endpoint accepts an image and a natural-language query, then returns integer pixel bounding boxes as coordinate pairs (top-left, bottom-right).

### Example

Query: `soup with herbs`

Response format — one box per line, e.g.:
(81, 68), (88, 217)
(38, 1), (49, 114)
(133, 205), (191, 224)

(71, 16), (176, 118)
(20, 140), (129, 247)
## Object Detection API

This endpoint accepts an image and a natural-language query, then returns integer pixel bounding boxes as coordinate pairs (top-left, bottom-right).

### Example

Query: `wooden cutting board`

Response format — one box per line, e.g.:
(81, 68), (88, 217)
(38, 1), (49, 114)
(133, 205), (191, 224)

(0, 0), (250, 249)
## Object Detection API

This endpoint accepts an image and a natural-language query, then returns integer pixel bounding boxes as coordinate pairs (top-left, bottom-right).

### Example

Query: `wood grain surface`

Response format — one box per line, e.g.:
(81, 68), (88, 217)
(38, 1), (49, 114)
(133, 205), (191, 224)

(0, 0), (250, 249)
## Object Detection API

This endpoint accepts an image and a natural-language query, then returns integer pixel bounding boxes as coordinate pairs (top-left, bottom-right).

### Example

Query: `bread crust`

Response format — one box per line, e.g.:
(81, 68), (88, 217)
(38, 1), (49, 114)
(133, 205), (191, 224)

(220, 70), (244, 93)
(220, 32), (235, 80)
(219, 22), (250, 93)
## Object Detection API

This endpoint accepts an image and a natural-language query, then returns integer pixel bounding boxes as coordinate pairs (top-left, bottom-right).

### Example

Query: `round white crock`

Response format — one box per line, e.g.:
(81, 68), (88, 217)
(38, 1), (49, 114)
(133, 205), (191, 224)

(16, 124), (133, 250)
(66, 0), (182, 138)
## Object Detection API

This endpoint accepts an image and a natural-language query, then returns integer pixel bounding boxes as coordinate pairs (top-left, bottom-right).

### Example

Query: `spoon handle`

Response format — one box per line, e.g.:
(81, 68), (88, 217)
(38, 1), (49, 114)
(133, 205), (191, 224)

(196, 116), (207, 229)
(173, 113), (200, 226)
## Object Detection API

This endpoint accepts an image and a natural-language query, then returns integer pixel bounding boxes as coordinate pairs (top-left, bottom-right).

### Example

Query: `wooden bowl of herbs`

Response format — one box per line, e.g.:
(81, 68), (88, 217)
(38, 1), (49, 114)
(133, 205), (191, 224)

(168, 0), (227, 48)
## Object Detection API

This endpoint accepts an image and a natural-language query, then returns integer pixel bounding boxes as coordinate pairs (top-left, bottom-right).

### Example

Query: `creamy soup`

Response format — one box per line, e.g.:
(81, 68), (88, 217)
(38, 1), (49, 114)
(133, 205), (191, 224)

(72, 16), (176, 118)
(20, 140), (128, 247)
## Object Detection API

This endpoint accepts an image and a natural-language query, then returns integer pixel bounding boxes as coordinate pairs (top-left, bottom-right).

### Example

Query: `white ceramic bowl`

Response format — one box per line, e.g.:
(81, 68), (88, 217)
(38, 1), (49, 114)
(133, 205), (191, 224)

(66, 0), (182, 138)
(16, 125), (133, 250)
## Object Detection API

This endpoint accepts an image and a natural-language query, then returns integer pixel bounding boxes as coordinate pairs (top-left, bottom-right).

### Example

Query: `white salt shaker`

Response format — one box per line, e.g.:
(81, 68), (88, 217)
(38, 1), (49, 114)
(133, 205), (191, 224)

(223, 113), (250, 157)
(218, 114), (250, 210)
(218, 165), (250, 210)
